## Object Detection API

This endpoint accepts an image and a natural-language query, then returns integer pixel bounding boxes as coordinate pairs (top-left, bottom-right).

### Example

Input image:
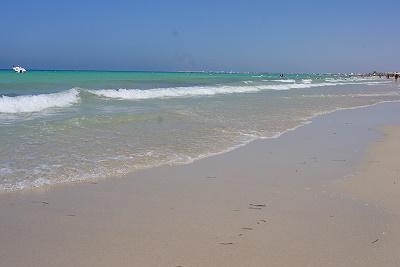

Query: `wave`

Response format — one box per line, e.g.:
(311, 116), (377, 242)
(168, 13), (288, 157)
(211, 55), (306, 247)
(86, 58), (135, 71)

(4, 99), (400, 193)
(325, 77), (387, 83)
(0, 79), (390, 113)
(89, 86), (262, 99)
(269, 79), (296, 83)
(0, 89), (80, 113)
(88, 83), (343, 100)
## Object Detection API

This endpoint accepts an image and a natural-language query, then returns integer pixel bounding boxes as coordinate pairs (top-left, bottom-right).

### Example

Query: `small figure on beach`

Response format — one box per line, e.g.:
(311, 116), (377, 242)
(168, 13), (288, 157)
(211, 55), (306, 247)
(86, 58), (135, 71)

(395, 73), (399, 81)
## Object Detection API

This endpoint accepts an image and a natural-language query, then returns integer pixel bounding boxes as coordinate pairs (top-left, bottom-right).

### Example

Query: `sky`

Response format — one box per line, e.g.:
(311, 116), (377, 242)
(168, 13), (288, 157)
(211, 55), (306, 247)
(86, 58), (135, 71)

(1, 0), (399, 73)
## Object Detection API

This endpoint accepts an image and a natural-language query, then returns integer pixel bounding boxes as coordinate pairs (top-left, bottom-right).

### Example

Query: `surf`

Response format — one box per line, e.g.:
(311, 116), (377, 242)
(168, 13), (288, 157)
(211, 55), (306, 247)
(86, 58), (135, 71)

(87, 82), (346, 100)
(0, 88), (80, 113)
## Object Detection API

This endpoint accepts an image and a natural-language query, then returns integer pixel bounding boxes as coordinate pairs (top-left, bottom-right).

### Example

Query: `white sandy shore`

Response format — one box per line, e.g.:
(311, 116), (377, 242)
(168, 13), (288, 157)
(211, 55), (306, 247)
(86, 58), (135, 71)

(338, 125), (400, 216)
(1, 102), (400, 267)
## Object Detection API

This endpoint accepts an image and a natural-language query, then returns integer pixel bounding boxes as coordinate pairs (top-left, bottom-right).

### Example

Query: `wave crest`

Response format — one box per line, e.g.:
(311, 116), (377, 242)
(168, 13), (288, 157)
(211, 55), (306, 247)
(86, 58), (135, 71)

(0, 89), (80, 113)
(88, 83), (339, 100)
(269, 79), (296, 83)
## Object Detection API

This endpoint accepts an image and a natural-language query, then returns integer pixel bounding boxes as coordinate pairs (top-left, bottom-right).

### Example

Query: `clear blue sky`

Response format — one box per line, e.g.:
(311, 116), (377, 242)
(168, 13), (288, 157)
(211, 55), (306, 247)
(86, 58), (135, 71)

(1, 0), (399, 72)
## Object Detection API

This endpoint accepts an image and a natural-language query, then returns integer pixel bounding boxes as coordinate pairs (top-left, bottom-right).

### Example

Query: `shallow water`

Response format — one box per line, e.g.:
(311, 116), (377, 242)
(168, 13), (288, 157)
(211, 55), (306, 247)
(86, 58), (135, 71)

(1, 70), (399, 191)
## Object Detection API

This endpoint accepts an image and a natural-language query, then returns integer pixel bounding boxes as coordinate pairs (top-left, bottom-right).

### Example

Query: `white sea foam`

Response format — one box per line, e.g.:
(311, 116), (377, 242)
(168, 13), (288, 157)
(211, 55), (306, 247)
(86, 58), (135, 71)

(325, 77), (385, 83)
(89, 83), (342, 100)
(0, 177), (52, 192)
(90, 86), (259, 99)
(2, 99), (400, 193)
(0, 168), (13, 175)
(258, 83), (335, 90)
(0, 89), (79, 113)
(302, 79), (313, 84)
(298, 92), (400, 98)
(269, 79), (296, 83)
(365, 81), (392, 85)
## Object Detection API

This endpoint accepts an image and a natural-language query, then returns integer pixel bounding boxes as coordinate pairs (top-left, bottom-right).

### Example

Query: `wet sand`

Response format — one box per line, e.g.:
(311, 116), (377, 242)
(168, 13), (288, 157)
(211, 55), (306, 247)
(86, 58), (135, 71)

(1, 102), (400, 267)
(338, 124), (400, 216)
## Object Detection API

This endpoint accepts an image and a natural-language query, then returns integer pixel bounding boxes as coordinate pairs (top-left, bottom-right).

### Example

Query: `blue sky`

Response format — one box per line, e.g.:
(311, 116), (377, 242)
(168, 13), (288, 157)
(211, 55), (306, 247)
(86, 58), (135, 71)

(1, 0), (399, 72)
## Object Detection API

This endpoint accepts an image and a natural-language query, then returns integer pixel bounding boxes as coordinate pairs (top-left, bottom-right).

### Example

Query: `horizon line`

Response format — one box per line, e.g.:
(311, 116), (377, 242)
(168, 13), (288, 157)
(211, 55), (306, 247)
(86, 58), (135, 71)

(0, 68), (378, 75)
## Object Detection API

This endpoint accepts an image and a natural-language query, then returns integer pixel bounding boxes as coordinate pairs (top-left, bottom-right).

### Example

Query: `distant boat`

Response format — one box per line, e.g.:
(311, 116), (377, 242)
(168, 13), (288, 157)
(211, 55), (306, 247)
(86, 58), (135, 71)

(12, 65), (27, 73)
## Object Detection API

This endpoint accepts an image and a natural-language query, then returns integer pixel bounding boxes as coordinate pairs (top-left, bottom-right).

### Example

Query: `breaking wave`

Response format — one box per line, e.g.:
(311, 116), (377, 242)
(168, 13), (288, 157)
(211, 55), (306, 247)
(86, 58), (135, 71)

(0, 89), (80, 113)
(88, 83), (343, 100)
(0, 79), (392, 113)
(269, 79), (296, 83)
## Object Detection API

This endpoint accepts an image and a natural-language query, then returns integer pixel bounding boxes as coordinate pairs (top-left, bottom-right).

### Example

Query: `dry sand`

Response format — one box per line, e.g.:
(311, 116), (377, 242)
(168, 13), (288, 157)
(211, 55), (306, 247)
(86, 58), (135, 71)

(1, 102), (400, 267)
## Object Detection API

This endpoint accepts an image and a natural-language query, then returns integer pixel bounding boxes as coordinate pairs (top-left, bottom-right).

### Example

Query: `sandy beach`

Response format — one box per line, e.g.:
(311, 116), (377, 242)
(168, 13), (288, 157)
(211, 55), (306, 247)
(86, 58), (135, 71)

(338, 124), (400, 216)
(2, 0), (400, 265)
(1, 102), (400, 267)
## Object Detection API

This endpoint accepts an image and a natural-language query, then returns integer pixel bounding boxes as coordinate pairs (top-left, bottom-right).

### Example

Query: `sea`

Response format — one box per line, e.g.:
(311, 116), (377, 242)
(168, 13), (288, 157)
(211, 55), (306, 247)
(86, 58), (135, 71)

(0, 70), (399, 192)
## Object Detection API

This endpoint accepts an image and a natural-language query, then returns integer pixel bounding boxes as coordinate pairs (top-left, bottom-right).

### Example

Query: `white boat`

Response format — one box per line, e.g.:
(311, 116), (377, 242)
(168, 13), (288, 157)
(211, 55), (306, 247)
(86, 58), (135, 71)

(12, 65), (27, 73)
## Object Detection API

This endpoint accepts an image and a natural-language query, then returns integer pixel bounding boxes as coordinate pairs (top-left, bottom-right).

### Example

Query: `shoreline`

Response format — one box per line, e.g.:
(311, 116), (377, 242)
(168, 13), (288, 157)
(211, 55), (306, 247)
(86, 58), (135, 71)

(1, 102), (400, 266)
(2, 98), (400, 194)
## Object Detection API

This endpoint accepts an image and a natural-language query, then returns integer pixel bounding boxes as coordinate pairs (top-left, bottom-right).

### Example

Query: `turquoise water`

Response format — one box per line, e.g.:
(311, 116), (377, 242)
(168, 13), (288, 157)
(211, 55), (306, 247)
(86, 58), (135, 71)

(1, 70), (399, 191)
